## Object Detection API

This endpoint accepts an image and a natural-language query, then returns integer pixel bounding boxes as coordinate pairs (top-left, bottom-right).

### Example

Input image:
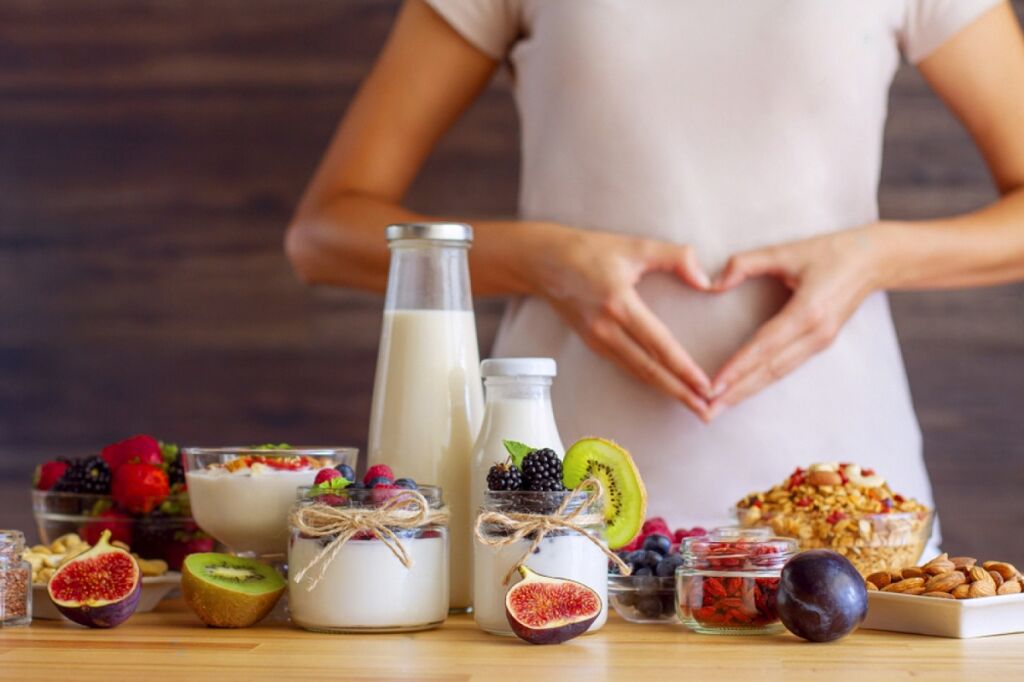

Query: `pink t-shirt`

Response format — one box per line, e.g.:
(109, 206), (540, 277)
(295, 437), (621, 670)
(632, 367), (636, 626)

(426, 0), (999, 534)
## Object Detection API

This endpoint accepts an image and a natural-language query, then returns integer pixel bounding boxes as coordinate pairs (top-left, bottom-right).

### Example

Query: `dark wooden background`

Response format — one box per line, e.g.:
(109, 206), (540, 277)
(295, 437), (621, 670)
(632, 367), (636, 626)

(1, 1), (1022, 562)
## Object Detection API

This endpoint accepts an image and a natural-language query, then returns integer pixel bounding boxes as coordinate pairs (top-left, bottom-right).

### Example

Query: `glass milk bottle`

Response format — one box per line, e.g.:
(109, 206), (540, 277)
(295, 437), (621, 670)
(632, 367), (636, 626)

(367, 222), (484, 611)
(470, 358), (564, 543)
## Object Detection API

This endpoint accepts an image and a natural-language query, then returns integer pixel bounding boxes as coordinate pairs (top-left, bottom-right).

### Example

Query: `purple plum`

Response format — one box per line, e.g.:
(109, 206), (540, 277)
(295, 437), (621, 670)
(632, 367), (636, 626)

(777, 550), (868, 642)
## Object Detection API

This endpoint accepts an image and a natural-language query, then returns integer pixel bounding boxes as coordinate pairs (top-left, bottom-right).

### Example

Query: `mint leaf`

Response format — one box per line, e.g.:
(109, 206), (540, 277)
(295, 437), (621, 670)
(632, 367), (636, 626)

(251, 443), (292, 451)
(503, 440), (535, 468)
(311, 477), (351, 496)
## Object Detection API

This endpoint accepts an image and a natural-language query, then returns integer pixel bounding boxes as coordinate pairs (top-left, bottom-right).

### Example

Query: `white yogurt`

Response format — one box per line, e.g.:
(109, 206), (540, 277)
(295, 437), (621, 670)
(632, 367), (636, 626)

(187, 466), (316, 556)
(473, 533), (608, 635)
(288, 534), (449, 632)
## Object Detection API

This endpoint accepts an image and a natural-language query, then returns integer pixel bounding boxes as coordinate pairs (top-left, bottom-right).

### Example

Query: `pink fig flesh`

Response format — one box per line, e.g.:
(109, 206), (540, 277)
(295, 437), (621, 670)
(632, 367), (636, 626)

(505, 566), (602, 644)
(47, 529), (142, 628)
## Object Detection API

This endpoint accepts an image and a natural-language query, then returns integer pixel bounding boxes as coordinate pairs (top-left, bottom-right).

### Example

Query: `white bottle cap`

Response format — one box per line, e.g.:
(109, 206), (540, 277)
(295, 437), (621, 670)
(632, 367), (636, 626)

(480, 357), (557, 378)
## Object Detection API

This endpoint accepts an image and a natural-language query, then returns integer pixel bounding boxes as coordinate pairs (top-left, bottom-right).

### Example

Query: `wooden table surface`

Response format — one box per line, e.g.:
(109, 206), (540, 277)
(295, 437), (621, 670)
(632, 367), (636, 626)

(1, 600), (1021, 681)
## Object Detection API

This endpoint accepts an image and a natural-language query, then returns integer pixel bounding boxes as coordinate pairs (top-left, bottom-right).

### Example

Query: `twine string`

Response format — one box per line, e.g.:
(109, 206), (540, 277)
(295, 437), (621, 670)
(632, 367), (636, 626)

(473, 477), (632, 585)
(289, 489), (449, 591)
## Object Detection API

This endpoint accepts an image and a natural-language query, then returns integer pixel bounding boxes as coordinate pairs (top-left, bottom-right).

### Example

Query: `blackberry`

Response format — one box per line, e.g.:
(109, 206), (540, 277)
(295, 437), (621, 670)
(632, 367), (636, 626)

(486, 463), (523, 491)
(167, 454), (185, 487)
(53, 456), (112, 495)
(520, 449), (563, 490)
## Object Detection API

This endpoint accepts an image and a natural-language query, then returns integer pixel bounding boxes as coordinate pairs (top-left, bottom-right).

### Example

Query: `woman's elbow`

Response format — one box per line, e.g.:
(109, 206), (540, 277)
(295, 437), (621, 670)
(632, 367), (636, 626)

(284, 218), (321, 285)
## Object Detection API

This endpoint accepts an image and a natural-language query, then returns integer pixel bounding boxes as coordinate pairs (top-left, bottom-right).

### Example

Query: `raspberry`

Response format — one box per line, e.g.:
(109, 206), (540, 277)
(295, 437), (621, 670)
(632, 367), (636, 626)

(363, 464), (394, 485)
(314, 468), (341, 485)
(34, 460), (70, 491)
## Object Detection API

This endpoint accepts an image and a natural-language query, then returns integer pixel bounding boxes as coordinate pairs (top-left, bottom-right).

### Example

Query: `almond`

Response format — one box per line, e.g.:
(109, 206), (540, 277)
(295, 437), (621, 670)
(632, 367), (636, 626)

(982, 561), (1020, 581)
(807, 470), (843, 487)
(969, 566), (994, 584)
(969, 580), (996, 598)
(882, 577), (925, 593)
(952, 584), (971, 599)
(922, 591), (955, 599)
(924, 559), (956, 576)
(998, 580), (1022, 595)
(924, 571), (966, 593)
(989, 570), (1004, 588)
(901, 567), (925, 580)
(950, 556), (976, 571)
(866, 571), (891, 589)
(865, 580), (878, 591)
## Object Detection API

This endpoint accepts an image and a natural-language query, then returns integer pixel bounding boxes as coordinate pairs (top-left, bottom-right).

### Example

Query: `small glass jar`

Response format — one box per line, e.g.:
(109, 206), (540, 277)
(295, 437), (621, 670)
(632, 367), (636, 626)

(473, 490), (609, 636)
(288, 486), (448, 633)
(676, 527), (796, 635)
(0, 530), (32, 628)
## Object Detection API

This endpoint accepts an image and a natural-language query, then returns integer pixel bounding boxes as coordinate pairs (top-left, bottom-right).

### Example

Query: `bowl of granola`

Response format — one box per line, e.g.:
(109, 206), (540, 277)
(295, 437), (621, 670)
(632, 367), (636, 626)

(734, 463), (933, 576)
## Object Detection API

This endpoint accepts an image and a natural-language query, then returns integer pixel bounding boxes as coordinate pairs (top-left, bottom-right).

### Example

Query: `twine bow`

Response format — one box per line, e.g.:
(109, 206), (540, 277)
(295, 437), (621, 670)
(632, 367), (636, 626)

(473, 477), (632, 585)
(290, 490), (449, 591)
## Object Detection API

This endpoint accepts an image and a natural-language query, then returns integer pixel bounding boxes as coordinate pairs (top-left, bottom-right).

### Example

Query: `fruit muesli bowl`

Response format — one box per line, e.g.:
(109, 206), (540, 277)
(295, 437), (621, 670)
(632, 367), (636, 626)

(608, 575), (678, 623)
(31, 490), (209, 571)
(735, 462), (933, 576)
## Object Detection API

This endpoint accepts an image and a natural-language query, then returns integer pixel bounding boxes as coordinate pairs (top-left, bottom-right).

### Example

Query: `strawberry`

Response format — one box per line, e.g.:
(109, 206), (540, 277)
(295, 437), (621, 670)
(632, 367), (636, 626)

(112, 463), (169, 514)
(81, 508), (134, 546)
(34, 460), (69, 491)
(161, 531), (214, 571)
(101, 434), (164, 472)
(363, 464), (394, 485)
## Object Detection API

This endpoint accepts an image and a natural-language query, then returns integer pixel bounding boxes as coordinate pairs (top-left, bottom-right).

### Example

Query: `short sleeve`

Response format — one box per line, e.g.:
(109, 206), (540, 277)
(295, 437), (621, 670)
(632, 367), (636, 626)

(899, 0), (1004, 63)
(424, 0), (522, 60)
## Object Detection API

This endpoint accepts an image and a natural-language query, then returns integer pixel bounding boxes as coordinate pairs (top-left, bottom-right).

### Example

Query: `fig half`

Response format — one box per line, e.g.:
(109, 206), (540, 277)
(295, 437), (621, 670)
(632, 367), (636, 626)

(505, 566), (602, 644)
(47, 529), (142, 628)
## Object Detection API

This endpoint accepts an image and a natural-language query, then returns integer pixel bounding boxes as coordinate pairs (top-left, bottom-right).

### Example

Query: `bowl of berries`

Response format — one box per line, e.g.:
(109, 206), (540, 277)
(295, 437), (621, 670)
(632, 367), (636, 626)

(31, 434), (213, 571)
(607, 518), (706, 624)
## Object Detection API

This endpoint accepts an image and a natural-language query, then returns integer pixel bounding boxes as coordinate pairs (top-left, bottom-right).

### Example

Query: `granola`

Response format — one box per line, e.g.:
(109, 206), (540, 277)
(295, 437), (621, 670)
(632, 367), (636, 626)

(735, 463), (932, 575)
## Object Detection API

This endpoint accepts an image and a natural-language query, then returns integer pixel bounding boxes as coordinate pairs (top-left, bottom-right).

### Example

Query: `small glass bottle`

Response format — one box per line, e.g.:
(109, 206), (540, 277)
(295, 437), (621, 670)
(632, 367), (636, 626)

(676, 527), (796, 635)
(473, 489), (608, 636)
(0, 530), (32, 627)
(288, 486), (449, 633)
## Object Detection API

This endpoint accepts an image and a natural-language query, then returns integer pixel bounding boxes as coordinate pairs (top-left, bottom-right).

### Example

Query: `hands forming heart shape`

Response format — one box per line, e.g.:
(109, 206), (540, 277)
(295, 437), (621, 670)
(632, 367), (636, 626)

(543, 225), (881, 422)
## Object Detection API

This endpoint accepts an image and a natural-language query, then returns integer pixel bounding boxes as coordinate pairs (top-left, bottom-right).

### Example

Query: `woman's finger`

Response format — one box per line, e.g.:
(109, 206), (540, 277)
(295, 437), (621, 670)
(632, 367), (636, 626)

(615, 289), (712, 396)
(710, 296), (815, 396)
(585, 317), (711, 419)
(712, 246), (795, 292)
(707, 329), (823, 418)
(640, 241), (712, 290)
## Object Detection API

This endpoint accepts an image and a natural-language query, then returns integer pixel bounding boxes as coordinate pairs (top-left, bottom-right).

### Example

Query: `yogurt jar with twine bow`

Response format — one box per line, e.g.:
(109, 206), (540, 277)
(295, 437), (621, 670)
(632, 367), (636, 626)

(287, 484), (450, 633)
(472, 478), (627, 636)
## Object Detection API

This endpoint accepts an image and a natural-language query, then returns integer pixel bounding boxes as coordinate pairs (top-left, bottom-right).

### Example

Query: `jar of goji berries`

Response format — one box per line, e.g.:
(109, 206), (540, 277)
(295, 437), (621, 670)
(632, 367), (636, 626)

(676, 527), (796, 634)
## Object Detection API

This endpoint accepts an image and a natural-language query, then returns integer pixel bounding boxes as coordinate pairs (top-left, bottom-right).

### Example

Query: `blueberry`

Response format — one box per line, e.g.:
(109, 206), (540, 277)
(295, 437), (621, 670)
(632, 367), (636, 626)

(365, 475), (392, 487)
(393, 478), (418, 489)
(642, 550), (662, 568)
(633, 566), (654, 577)
(655, 554), (683, 578)
(335, 463), (356, 482)
(642, 533), (672, 556)
(636, 595), (664, 618)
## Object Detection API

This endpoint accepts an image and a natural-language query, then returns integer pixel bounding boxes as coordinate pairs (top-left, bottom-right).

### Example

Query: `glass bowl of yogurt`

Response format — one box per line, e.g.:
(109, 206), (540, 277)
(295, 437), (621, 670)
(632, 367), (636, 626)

(184, 447), (356, 559)
(288, 484), (449, 633)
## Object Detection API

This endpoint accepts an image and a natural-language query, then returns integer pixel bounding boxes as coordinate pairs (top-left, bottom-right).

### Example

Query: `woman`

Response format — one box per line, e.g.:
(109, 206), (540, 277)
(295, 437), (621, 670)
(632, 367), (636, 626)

(286, 0), (1024, 532)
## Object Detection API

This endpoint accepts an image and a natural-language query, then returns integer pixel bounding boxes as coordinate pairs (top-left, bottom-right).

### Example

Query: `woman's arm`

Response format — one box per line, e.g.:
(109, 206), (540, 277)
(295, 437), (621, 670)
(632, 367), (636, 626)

(286, 0), (715, 415)
(705, 1), (1024, 416)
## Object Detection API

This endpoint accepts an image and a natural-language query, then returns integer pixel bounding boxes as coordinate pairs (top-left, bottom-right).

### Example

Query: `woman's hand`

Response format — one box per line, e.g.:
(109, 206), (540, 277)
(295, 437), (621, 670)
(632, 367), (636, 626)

(706, 227), (883, 419)
(529, 223), (714, 418)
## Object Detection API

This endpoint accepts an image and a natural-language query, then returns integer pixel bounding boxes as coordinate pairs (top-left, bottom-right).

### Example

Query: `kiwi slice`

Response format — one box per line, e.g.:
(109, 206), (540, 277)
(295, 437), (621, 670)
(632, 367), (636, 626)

(562, 438), (647, 550)
(181, 553), (285, 628)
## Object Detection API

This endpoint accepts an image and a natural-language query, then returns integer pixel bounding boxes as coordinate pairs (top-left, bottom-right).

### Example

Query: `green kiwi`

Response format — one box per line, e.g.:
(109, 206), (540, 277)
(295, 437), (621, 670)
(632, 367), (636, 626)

(181, 553), (285, 628)
(562, 438), (647, 550)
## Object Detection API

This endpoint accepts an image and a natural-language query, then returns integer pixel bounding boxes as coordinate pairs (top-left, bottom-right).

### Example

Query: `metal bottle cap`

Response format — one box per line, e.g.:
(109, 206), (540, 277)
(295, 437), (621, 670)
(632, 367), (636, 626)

(385, 222), (473, 243)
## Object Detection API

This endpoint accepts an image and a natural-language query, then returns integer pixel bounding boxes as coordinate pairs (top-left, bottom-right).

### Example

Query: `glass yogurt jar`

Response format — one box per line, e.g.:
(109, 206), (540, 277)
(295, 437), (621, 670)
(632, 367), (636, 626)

(288, 485), (449, 633)
(676, 527), (797, 635)
(473, 490), (609, 636)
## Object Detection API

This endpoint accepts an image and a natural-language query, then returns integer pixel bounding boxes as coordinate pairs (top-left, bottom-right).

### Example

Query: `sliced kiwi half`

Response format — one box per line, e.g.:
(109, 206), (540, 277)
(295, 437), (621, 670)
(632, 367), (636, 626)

(562, 438), (647, 550)
(181, 553), (285, 628)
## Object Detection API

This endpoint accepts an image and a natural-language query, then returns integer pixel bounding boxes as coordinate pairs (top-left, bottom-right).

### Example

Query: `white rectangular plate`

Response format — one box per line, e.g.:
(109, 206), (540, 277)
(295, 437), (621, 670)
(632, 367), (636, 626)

(862, 590), (1024, 638)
